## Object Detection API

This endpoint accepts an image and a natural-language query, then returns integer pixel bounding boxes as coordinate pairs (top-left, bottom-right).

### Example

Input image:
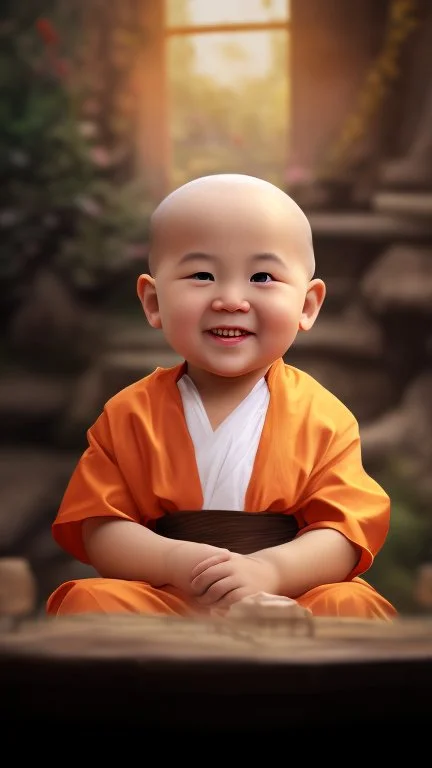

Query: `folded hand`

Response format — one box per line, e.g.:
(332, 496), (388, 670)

(190, 551), (279, 611)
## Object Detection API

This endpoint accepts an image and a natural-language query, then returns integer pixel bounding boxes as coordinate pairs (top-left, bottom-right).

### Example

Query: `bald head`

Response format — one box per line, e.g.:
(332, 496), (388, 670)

(148, 174), (315, 278)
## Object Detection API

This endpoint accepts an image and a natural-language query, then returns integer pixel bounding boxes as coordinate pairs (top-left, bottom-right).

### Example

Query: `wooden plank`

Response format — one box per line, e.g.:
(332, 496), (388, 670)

(1, 615), (431, 732)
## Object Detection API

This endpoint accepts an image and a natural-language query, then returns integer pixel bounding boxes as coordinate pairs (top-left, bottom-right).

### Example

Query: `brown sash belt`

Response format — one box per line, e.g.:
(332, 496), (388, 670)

(152, 510), (299, 555)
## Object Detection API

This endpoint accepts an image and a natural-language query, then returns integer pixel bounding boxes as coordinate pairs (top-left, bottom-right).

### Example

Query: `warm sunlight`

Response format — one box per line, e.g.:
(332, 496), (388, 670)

(165, 0), (291, 188)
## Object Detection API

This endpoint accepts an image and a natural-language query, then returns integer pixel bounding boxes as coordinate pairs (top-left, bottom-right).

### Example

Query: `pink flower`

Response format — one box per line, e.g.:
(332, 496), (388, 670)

(284, 164), (313, 185)
(89, 146), (112, 168)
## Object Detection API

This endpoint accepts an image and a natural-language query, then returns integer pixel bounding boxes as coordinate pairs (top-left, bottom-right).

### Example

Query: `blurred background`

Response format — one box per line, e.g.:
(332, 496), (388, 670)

(1, 0), (431, 617)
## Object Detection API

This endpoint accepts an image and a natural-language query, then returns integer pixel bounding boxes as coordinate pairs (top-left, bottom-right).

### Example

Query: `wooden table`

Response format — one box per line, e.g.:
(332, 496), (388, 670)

(1, 613), (431, 738)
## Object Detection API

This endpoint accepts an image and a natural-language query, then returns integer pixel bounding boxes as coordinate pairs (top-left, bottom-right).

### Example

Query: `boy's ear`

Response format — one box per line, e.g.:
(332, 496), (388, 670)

(137, 274), (162, 328)
(299, 278), (326, 331)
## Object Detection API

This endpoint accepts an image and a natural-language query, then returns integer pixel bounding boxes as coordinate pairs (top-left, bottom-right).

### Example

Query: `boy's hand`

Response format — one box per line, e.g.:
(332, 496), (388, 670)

(165, 541), (230, 596)
(190, 552), (279, 611)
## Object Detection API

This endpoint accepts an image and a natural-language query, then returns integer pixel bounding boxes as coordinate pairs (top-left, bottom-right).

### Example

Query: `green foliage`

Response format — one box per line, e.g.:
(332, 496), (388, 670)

(367, 469), (432, 614)
(55, 176), (151, 292)
(0, 2), (150, 322)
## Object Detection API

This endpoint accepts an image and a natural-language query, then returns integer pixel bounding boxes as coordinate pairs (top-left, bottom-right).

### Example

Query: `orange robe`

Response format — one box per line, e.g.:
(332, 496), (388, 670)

(47, 358), (396, 620)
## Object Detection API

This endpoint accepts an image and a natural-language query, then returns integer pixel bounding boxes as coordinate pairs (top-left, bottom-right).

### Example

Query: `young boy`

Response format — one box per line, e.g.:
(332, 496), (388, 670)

(46, 174), (396, 620)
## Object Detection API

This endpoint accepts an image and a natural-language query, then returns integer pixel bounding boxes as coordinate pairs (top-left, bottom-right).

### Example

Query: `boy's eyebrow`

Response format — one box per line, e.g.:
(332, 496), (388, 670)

(179, 252), (217, 265)
(178, 252), (287, 266)
(250, 252), (286, 267)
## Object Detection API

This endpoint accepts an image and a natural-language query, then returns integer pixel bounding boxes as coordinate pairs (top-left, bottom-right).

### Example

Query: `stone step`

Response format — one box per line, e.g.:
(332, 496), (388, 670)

(0, 371), (72, 441)
(292, 313), (382, 360)
(108, 322), (171, 351)
(99, 349), (183, 399)
(0, 448), (78, 553)
(373, 192), (432, 219)
(308, 211), (432, 240)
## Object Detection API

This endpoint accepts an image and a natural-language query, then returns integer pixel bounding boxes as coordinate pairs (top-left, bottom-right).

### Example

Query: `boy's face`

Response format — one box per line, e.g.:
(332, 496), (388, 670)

(138, 179), (325, 382)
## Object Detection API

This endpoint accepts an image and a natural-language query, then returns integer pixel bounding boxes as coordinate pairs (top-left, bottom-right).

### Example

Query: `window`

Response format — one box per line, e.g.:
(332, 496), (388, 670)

(165, 0), (291, 190)
(137, 1), (291, 200)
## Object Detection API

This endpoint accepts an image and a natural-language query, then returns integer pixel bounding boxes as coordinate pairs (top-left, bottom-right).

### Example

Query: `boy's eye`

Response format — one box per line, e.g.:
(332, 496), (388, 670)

(251, 272), (274, 283)
(191, 272), (214, 281)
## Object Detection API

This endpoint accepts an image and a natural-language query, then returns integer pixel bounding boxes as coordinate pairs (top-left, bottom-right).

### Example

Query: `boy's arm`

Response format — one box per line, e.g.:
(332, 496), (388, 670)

(254, 413), (388, 596)
(252, 528), (359, 598)
(190, 529), (358, 607)
(82, 517), (229, 595)
(53, 409), (228, 594)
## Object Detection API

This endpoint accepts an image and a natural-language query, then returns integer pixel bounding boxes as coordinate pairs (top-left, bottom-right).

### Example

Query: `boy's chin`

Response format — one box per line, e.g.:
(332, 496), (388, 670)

(187, 360), (272, 380)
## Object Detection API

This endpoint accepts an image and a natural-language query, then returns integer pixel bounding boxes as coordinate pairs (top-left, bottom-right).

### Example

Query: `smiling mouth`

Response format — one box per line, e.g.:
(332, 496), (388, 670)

(208, 328), (253, 337)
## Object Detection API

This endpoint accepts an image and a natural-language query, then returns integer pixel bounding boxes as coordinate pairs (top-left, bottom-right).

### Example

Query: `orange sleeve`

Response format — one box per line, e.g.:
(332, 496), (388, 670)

(52, 410), (141, 564)
(293, 414), (390, 580)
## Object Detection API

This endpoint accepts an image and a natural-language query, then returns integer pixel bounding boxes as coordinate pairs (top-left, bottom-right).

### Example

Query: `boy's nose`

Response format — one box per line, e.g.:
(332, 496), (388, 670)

(211, 296), (250, 313)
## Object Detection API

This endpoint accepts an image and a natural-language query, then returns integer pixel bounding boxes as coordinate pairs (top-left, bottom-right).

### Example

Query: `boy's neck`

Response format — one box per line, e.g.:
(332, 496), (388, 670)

(185, 364), (271, 430)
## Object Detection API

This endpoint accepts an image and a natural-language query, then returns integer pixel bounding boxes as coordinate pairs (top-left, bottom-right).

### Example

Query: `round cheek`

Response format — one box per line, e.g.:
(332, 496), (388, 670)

(158, 288), (186, 319)
(257, 294), (299, 327)
(158, 288), (203, 340)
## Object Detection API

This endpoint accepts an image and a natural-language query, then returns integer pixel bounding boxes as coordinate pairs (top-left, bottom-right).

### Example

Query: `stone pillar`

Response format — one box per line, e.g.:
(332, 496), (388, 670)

(135, 0), (170, 203)
(289, 0), (388, 176)
(379, 1), (432, 189)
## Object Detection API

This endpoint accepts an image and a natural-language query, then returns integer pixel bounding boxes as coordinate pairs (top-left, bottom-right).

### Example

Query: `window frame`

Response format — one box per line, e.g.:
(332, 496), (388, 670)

(137, 0), (291, 202)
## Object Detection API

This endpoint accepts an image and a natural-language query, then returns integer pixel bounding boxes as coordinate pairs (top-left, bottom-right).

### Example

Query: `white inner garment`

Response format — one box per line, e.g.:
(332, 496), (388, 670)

(177, 374), (270, 511)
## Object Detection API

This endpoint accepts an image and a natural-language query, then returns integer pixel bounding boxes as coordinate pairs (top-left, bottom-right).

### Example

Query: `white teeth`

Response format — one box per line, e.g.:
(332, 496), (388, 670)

(211, 328), (246, 337)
